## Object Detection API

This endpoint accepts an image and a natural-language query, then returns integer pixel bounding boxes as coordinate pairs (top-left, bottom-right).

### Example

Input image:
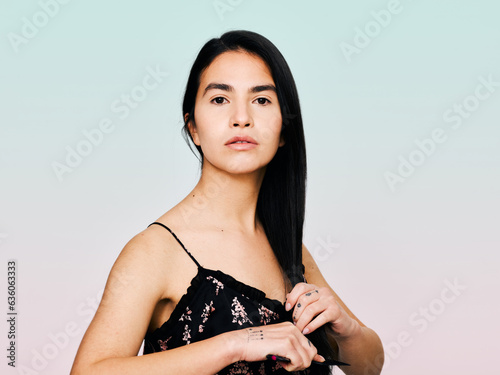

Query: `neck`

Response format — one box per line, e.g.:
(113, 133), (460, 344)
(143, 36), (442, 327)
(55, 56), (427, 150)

(184, 160), (266, 234)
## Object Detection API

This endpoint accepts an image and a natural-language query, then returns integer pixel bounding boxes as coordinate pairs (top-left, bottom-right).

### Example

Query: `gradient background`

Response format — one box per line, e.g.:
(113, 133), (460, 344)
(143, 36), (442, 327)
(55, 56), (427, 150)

(1, 1), (499, 374)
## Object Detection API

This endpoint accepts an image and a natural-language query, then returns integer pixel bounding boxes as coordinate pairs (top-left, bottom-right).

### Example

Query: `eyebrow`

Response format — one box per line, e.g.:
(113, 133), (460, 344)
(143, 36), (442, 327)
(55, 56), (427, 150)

(203, 83), (276, 96)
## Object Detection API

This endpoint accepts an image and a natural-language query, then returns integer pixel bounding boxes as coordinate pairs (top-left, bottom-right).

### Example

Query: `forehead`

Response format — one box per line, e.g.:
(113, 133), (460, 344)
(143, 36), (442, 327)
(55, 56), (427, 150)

(199, 50), (274, 87)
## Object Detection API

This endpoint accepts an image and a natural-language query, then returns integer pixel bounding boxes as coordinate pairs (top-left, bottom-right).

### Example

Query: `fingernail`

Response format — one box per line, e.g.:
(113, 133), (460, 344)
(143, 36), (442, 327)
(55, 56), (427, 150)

(285, 303), (291, 311)
(318, 355), (325, 362)
(302, 327), (310, 334)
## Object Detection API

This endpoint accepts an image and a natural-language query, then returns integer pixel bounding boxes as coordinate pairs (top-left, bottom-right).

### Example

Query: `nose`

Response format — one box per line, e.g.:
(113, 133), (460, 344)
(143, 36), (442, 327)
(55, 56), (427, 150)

(230, 101), (252, 127)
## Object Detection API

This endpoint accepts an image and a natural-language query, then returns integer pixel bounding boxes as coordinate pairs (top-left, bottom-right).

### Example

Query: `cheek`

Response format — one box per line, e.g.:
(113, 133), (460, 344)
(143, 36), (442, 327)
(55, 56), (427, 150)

(192, 107), (217, 146)
(196, 128), (218, 151)
(258, 114), (283, 146)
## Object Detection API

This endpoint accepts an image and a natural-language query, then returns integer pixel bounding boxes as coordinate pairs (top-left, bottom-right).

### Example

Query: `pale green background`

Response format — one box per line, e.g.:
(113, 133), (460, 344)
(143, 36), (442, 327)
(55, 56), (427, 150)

(1, 1), (499, 374)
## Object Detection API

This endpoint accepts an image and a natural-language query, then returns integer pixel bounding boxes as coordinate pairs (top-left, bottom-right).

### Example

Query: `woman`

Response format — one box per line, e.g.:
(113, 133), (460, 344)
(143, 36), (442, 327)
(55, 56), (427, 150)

(70, 30), (384, 375)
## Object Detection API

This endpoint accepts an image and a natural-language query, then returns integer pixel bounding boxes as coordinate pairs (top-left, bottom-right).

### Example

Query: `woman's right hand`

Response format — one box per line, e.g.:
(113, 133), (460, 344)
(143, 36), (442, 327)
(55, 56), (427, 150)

(232, 321), (325, 372)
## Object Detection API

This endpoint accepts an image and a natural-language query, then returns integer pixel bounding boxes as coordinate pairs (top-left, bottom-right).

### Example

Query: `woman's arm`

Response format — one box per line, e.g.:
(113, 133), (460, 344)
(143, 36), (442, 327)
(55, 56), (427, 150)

(73, 332), (239, 375)
(70, 232), (322, 375)
(70, 231), (239, 375)
(283, 244), (384, 375)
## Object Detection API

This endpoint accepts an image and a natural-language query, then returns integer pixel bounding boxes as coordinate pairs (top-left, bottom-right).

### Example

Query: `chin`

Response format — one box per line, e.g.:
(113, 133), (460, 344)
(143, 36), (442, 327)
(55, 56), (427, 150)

(226, 166), (265, 175)
(221, 162), (268, 176)
(204, 155), (270, 176)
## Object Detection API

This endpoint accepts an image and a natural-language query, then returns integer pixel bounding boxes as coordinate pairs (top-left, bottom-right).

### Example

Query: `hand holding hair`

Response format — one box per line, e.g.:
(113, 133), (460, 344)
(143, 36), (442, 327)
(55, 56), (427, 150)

(285, 282), (360, 339)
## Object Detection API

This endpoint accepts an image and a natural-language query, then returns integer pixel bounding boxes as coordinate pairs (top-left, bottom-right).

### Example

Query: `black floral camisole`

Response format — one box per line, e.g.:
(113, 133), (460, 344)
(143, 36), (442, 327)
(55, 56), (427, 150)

(142, 222), (311, 374)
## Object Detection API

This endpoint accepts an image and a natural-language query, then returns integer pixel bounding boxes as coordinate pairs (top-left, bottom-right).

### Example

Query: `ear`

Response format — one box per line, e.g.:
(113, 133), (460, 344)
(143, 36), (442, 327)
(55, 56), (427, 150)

(185, 113), (200, 146)
(279, 132), (285, 147)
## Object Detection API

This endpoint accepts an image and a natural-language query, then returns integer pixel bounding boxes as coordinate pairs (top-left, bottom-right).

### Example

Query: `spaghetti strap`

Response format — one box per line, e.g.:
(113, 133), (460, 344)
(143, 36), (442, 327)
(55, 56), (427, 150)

(148, 222), (201, 268)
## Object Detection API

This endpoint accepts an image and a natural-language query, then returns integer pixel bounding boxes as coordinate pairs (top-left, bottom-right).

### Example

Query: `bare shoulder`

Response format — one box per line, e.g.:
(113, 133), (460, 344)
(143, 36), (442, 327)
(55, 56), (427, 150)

(302, 243), (365, 327)
(71, 224), (183, 372)
(114, 221), (188, 299)
(113, 226), (170, 284)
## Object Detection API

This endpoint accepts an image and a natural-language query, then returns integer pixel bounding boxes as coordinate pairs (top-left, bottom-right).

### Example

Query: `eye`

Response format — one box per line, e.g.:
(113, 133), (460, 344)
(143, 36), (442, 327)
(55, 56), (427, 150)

(255, 97), (271, 105)
(211, 96), (227, 105)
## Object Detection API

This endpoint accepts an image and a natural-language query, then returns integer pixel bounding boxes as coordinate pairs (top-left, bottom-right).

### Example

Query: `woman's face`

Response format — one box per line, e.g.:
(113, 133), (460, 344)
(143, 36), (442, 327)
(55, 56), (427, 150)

(188, 50), (284, 175)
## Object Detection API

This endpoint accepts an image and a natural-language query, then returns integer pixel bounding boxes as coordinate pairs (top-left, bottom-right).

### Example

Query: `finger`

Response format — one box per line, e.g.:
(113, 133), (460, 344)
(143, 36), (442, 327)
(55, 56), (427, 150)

(285, 283), (317, 311)
(285, 282), (308, 310)
(276, 326), (317, 371)
(313, 354), (326, 363)
(300, 309), (333, 335)
(301, 335), (318, 368)
(295, 299), (328, 333)
(300, 301), (342, 334)
(278, 341), (309, 371)
(292, 289), (321, 327)
(271, 324), (319, 371)
(288, 335), (317, 370)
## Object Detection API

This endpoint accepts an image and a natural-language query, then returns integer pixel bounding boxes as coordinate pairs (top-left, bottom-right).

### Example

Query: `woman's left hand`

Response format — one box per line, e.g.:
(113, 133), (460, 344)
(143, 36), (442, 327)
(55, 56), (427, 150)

(285, 283), (358, 338)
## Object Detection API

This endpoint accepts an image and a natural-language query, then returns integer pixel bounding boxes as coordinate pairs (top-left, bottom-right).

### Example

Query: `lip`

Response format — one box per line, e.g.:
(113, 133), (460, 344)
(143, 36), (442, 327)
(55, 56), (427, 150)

(225, 136), (258, 145)
(225, 136), (258, 151)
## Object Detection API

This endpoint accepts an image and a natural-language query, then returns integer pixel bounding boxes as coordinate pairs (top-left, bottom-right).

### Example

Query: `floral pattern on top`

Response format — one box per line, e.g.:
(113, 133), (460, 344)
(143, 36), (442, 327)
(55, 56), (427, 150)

(226, 361), (251, 374)
(143, 267), (311, 374)
(182, 324), (191, 344)
(258, 305), (281, 325)
(231, 297), (253, 326)
(157, 337), (171, 351)
(199, 301), (215, 333)
(201, 301), (215, 324)
(206, 275), (225, 295)
(179, 306), (192, 322)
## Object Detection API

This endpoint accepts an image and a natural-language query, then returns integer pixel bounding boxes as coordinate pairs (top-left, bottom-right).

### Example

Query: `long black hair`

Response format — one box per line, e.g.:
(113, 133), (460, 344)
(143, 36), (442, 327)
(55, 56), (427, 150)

(181, 30), (335, 374)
